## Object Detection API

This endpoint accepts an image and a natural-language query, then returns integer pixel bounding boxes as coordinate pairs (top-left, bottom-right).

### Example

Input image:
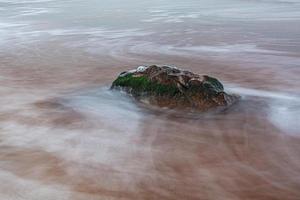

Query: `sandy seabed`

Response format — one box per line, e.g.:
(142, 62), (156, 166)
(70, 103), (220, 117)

(1, 0), (300, 199)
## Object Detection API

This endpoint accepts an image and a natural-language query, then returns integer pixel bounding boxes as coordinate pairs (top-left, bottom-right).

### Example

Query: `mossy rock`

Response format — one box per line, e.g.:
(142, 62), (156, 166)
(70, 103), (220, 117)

(111, 65), (238, 110)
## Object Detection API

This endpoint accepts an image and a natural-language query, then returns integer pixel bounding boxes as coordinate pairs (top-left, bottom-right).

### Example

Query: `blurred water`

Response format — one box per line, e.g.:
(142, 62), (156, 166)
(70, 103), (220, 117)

(0, 0), (300, 199)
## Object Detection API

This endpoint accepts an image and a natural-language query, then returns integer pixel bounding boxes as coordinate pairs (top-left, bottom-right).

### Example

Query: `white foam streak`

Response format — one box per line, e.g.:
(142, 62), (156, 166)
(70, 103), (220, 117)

(227, 86), (300, 101)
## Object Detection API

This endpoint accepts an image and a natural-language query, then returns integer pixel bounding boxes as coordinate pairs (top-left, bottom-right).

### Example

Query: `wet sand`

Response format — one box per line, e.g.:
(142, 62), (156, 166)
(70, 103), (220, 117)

(1, 0), (300, 199)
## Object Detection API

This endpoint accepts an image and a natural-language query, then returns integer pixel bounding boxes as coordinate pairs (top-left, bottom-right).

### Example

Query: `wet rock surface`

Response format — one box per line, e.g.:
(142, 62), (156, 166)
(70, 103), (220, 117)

(111, 65), (238, 111)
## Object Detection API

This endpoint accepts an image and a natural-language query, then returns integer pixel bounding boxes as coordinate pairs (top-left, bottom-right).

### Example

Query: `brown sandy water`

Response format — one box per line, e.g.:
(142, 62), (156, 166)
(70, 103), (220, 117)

(0, 0), (300, 199)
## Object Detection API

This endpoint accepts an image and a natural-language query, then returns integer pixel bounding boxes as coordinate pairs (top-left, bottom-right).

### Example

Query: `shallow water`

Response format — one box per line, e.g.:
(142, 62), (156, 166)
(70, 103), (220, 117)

(0, 0), (300, 199)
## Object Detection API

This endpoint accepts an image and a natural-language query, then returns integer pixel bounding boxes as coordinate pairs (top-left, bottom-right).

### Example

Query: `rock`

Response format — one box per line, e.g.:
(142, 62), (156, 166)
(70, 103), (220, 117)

(111, 65), (238, 111)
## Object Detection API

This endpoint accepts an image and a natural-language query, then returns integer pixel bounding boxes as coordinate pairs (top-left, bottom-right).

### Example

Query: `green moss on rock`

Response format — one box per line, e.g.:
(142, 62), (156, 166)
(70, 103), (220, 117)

(112, 74), (180, 96)
(203, 75), (224, 92)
